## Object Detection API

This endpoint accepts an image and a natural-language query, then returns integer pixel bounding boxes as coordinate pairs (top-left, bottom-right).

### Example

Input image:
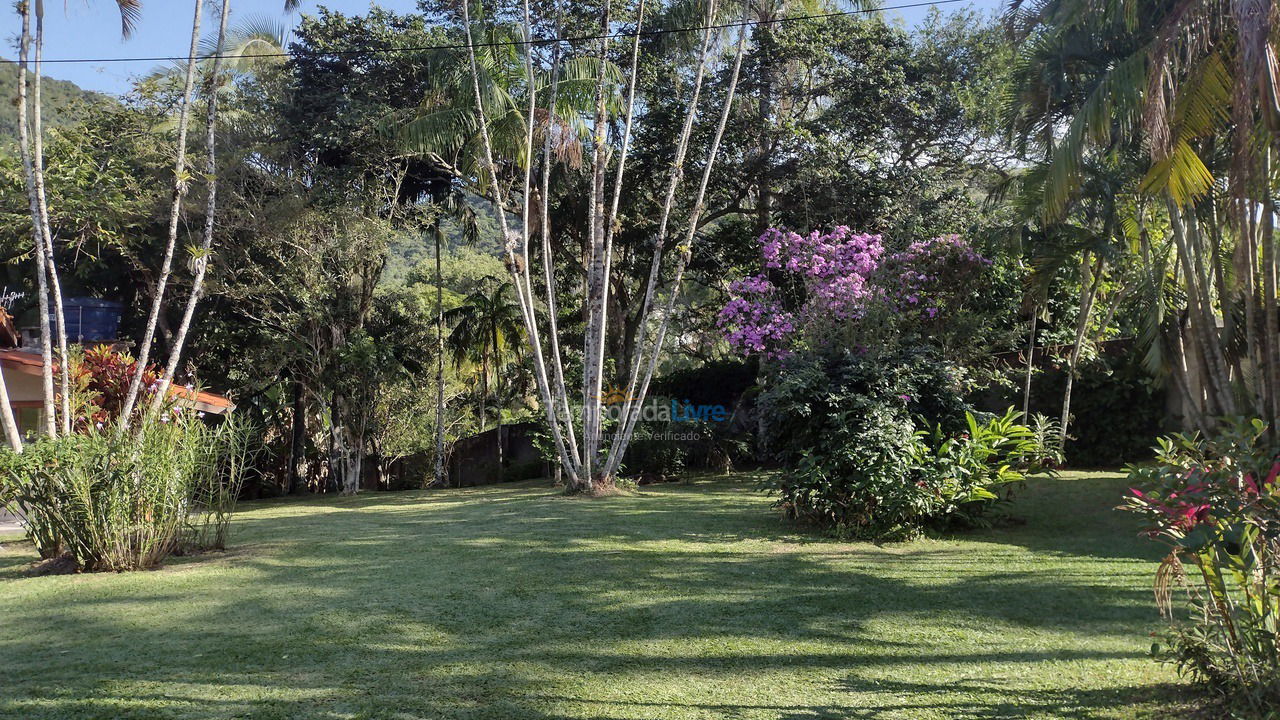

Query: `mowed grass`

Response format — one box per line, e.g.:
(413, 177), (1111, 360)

(0, 471), (1185, 719)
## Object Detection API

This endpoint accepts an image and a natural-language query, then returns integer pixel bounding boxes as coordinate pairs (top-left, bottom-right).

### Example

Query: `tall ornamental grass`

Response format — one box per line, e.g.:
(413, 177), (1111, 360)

(0, 412), (255, 571)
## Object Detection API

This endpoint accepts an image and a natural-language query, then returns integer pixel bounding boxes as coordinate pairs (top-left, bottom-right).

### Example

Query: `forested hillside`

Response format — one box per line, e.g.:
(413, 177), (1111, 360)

(0, 64), (107, 144)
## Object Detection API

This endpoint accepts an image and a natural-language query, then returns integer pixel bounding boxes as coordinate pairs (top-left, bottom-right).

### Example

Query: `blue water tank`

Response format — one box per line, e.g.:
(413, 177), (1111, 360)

(50, 297), (123, 343)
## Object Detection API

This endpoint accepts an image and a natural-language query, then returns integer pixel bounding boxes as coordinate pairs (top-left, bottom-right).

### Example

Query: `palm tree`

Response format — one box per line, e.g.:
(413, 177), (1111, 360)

(13, 0), (141, 440)
(388, 21), (613, 203)
(445, 277), (523, 479)
(1004, 0), (1280, 426)
(116, 0), (210, 430)
(133, 2), (301, 425)
(433, 222), (448, 487)
(150, 0), (234, 418)
(432, 0), (748, 492)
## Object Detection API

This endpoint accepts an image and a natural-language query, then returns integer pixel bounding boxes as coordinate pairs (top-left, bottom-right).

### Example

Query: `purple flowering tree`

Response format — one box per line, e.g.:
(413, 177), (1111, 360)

(877, 234), (994, 322)
(719, 227), (991, 357)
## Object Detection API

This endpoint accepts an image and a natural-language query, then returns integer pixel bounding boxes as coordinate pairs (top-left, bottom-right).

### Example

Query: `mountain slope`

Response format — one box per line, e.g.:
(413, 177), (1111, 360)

(0, 64), (108, 145)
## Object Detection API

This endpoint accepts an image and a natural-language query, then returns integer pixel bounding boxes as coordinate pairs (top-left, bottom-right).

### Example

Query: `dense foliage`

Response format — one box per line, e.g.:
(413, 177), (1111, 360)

(1124, 421), (1280, 716)
(758, 346), (1049, 540)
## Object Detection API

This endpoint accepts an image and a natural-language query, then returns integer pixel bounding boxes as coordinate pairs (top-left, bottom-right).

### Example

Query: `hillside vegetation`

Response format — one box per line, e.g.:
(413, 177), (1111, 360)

(0, 64), (108, 146)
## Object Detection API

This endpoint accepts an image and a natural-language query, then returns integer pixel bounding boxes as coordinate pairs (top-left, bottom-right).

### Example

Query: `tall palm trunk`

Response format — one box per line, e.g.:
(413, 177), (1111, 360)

(603, 17), (749, 476)
(756, 19), (776, 234)
(433, 225), (447, 487)
(581, 0), (613, 482)
(1260, 149), (1279, 424)
(117, 0), (206, 431)
(603, 0), (724, 482)
(288, 378), (305, 493)
(1059, 253), (1103, 452)
(1022, 311), (1037, 417)
(461, 0), (747, 492)
(535, 8), (580, 471)
(1235, 195), (1264, 417)
(1169, 320), (1210, 434)
(480, 348), (489, 433)
(14, 4), (56, 438)
(493, 338), (504, 481)
(30, 6), (71, 436)
(460, 0), (581, 486)
(1167, 195), (1236, 416)
(150, 0), (233, 417)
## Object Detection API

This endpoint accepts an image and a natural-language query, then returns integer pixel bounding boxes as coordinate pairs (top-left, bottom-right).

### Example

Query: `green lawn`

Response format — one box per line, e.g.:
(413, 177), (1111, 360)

(0, 471), (1186, 719)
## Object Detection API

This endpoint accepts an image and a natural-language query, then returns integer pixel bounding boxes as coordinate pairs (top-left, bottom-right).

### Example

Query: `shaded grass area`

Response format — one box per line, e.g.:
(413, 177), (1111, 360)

(0, 471), (1184, 719)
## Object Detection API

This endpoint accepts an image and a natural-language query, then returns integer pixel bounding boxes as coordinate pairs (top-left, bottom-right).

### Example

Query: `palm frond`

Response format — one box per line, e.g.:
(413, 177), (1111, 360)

(1141, 139), (1214, 206)
(1041, 50), (1147, 218)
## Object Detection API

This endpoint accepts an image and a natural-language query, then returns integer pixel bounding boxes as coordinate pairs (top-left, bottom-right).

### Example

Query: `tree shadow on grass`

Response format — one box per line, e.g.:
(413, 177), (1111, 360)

(947, 472), (1164, 565)
(819, 676), (1189, 720)
(0, 476), (1177, 719)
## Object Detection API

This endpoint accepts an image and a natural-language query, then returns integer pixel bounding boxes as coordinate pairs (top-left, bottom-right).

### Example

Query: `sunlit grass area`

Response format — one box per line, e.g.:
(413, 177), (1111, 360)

(0, 471), (1184, 719)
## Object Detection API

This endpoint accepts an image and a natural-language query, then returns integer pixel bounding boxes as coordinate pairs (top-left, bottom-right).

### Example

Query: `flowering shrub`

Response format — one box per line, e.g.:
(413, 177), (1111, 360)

(718, 274), (795, 356)
(718, 227), (886, 356)
(1122, 420), (1280, 715)
(718, 226), (991, 357)
(876, 234), (992, 321)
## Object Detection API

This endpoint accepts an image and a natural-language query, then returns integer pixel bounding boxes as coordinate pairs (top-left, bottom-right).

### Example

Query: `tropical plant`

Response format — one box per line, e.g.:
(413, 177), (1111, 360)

(446, 277), (523, 476)
(125, 0), (298, 427)
(1123, 419), (1280, 716)
(910, 407), (1054, 529)
(1004, 0), (1280, 432)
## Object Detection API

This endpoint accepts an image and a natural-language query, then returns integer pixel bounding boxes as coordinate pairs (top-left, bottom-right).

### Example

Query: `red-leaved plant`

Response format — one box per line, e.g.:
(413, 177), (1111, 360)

(1122, 419), (1280, 715)
(69, 346), (164, 430)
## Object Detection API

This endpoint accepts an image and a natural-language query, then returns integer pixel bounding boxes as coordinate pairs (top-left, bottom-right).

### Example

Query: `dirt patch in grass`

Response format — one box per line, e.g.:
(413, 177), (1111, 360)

(28, 553), (78, 576)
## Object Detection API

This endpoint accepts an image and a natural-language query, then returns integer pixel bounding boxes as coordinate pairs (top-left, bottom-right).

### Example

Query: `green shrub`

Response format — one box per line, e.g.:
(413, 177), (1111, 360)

(759, 348), (1048, 540)
(622, 420), (699, 478)
(0, 413), (255, 571)
(911, 409), (1055, 530)
(1122, 420), (1280, 716)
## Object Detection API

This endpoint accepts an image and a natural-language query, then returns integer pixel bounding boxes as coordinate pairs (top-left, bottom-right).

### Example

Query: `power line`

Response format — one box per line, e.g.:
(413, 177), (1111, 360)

(8, 0), (968, 66)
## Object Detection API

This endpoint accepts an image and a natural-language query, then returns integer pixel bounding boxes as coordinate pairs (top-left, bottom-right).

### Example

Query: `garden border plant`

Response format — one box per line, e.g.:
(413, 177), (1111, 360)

(0, 347), (257, 572)
(1123, 419), (1280, 717)
(0, 412), (256, 572)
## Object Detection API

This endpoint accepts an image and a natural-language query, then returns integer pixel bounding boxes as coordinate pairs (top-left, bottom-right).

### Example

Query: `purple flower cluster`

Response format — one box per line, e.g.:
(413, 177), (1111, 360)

(880, 234), (991, 321)
(720, 227), (885, 356)
(718, 274), (795, 357)
(719, 227), (990, 357)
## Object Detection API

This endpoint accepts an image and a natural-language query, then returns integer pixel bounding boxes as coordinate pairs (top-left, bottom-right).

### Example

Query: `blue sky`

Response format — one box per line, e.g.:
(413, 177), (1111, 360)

(28, 0), (1003, 95)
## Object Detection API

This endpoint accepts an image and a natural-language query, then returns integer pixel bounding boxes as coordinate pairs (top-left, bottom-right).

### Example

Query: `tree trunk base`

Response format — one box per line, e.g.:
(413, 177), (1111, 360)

(564, 475), (620, 497)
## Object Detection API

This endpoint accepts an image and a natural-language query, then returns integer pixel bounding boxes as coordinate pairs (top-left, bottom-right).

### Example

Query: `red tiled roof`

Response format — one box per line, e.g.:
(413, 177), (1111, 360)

(168, 385), (235, 409)
(0, 349), (44, 370)
(0, 349), (234, 410)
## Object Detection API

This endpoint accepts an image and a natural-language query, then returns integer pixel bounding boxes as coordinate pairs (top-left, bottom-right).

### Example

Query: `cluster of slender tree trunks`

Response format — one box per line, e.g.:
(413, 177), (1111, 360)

(4, 0), (239, 451)
(457, 0), (748, 492)
(1034, 191), (1280, 451)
